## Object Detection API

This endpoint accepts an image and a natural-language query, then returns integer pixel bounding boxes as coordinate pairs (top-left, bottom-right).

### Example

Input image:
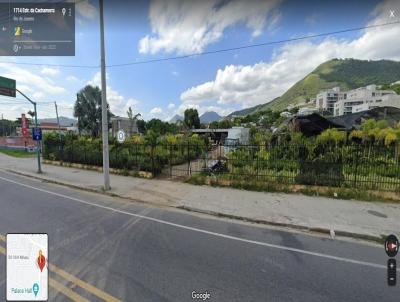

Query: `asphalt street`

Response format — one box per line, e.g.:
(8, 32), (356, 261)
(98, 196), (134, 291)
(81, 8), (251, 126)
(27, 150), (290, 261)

(0, 170), (398, 301)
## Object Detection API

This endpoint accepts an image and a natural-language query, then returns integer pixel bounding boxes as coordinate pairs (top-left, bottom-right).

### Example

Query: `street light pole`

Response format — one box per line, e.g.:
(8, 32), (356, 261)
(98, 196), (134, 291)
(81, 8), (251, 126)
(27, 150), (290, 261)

(16, 88), (42, 173)
(99, 0), (110, 190)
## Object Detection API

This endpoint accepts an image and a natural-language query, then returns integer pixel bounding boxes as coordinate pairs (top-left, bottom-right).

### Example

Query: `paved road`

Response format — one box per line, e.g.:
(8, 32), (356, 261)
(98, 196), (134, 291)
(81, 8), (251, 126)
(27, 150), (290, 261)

(0, 170), (398, 301)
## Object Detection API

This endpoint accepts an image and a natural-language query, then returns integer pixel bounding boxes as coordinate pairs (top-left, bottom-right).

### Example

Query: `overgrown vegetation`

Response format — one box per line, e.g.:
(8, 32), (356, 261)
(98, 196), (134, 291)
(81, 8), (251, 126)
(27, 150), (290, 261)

(43, 132), (205, 175)
(43, 117), (400, 191)
(213, 119), (400, 191)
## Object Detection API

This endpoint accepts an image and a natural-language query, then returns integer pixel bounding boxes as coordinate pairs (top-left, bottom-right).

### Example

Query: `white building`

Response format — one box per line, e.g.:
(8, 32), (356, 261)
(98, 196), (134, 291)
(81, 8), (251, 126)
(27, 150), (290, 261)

(298, 107), (318, 116)
(316, 87), (346, 114)
(333, 85), (399, 116)
(110, 116), (139, 138)
(224, 127), (250, 153)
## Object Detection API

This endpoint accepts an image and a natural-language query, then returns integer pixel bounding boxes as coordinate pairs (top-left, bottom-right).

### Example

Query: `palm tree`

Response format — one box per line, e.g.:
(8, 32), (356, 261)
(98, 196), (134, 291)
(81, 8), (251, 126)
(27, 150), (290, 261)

(27, 110), (35, 127)
(73, 85), (113, 137)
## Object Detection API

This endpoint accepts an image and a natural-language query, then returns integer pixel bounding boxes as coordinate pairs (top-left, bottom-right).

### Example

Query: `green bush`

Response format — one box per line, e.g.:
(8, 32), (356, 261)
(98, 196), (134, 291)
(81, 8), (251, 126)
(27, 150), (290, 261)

(43, 132), (207, 176)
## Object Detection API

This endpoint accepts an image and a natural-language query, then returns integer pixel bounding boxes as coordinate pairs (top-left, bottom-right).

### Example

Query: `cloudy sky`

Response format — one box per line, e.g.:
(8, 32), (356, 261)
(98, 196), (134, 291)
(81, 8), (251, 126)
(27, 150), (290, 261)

(0, 0), (399, 121)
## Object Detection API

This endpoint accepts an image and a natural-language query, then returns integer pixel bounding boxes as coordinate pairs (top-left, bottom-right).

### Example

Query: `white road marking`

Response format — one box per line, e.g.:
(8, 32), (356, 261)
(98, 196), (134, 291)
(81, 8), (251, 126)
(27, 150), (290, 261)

(0, 174), (387, 270)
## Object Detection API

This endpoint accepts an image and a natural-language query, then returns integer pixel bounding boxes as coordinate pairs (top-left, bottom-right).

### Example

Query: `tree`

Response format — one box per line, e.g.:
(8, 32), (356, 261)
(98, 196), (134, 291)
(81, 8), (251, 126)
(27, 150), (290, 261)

(136, 119), (146, 134)
(218, 119), (233, 129)
(184, 108), (200, 129)
(146, 119), (165, 134)
(73, 85), (113, 137)
(27, 110), (35, 118)
(209, 121), (219, 129)
(126, 106), (141, 136)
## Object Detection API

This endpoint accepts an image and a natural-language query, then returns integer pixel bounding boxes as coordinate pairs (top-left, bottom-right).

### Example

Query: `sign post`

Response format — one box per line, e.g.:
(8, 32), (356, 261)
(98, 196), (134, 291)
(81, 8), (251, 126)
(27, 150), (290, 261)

(16, 89), (42, 173)
(0, 76), (16, 97)
(116, 129), (126, 143)
(1, 78), (42, 173)
(32, 127), (42, 141)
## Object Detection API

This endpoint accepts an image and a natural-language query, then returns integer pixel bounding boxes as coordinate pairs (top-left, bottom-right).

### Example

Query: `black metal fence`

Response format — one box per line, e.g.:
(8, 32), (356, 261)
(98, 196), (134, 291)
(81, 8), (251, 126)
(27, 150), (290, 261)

(43, 140), (400, 191)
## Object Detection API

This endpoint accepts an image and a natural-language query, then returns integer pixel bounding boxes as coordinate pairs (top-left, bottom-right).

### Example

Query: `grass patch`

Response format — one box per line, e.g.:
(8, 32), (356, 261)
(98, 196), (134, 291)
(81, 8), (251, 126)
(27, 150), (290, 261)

(0, 149), (36, 158)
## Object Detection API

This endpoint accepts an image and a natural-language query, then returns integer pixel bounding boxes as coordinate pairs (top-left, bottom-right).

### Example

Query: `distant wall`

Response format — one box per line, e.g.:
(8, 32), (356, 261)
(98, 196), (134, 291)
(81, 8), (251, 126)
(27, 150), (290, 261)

(0, 136), (35, 148)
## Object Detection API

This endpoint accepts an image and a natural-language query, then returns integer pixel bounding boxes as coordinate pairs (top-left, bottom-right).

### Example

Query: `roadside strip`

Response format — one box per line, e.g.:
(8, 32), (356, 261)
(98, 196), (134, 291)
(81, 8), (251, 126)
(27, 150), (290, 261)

(4, 168), (389, 243)
(0, 175), (390, 271)
(0, 235), (121, 302)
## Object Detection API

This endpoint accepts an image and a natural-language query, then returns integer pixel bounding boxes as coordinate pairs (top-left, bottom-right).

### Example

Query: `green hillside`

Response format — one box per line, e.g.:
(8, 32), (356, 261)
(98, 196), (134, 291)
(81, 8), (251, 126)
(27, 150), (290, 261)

(228, 102), (269, 117)
(231, 58), (400, 115)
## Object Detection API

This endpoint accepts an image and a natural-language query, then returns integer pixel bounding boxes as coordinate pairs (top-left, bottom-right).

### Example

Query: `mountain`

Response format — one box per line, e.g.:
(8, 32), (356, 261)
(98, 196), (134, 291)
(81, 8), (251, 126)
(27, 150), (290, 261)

(228, 102), (271, 117)
(169, 114), (183, 123)
(39, 116), (77, 127)
(229, 58), (400, 116)
(200, 111), (222, 123)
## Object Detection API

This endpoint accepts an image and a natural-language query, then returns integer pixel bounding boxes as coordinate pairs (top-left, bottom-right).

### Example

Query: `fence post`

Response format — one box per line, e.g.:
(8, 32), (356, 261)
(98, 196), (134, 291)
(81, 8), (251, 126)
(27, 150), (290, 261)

(256, 144), (259, 181)
(84, 144), (87, 164)
(115, 144), (118, 169)
(136, 144), (139, 171)
(61, 142), (64, 162)
(187, 141), (190, 176)
(353, 144), (360, 188)
(71, 140), (74, 162)
(169, 144), (172, 178)
(151, 144), (155, 177)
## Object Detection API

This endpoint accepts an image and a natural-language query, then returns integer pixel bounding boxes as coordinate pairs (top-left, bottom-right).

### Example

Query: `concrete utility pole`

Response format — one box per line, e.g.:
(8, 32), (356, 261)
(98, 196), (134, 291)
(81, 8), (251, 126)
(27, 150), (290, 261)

(54, 102), (62, 147)
(99, 0), (110, 190)
(1, 114), (4, 136)
(54, 102), (61, 130)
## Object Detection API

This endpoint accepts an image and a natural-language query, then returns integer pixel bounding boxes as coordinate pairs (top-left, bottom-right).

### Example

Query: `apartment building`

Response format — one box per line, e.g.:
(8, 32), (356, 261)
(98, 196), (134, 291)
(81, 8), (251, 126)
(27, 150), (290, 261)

(333, 85), (399, 116)
(316, 87), (346, 114)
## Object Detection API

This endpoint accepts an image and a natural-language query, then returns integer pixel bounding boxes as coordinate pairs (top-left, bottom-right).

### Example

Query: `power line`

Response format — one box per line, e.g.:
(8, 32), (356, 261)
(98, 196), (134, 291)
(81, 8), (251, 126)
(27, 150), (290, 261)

(0, 98), (54, 104)
(109, 21), (400, 67)
(0, 20), (398, 69)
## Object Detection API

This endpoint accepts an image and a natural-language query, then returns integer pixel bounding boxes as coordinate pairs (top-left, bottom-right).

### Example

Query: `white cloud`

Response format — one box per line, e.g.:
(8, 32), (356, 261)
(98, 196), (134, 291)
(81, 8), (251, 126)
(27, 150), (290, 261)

(167, 103), (175, 109)
(40, 67), (60, 76)
(147, 107), (166, 120)
(150, 107), (163, 114)
(180, 0), (400, 108)
(87, 72), (140, 117)
(139, 0), (282, 55)
(16, 85), (33, 94)
(33, 92), (45, 99)
(0, 64), (69, 119)
(74, 0), (97, 19)
(67, 75), (78, 82)
(0, 63), (66, 96)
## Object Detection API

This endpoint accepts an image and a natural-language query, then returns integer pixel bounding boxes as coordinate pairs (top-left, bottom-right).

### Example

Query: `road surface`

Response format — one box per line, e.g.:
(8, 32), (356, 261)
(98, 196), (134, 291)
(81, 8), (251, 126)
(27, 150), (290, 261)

(0, 170), (398, 301)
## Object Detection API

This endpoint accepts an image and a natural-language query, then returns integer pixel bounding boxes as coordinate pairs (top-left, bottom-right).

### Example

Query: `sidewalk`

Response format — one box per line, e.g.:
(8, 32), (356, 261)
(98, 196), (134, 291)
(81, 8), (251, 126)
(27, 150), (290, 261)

(1, 153), (399, 241)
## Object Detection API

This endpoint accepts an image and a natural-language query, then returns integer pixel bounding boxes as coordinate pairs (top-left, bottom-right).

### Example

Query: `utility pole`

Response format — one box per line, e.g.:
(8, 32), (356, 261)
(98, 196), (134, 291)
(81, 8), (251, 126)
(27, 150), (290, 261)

(54, 102), (62, 149)
(54, 102), (61, 130)
(99, 0), (110, 190)
(1, 114), (4, 137)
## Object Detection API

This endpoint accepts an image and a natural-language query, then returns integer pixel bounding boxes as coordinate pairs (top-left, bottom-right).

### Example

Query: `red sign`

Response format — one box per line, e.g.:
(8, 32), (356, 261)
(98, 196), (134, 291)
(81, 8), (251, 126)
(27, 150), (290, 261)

(22, 113), (28, 137)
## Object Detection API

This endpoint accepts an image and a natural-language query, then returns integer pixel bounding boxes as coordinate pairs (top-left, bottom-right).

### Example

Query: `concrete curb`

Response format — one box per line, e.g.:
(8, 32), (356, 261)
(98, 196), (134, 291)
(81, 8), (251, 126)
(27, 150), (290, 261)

(5, 169), (171, 209)
(177, 205), (385, 243)
(5, 169), (385, 244)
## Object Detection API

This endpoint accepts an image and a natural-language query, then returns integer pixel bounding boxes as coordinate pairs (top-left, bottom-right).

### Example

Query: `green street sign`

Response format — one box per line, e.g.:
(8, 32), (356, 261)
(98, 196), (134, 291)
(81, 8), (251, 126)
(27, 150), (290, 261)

(0, 76), (16, 97)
